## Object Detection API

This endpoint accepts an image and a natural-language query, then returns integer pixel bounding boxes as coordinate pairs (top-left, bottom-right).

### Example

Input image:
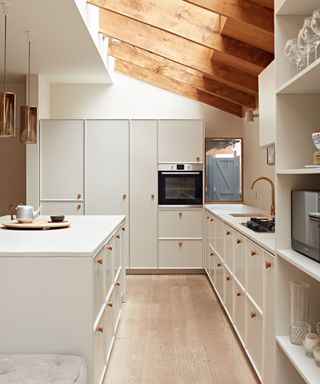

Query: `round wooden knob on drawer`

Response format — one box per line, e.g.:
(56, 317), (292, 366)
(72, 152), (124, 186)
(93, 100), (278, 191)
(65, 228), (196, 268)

(77, 204), (81, 210)
(226, 276), (230, 281)
(178, 212), (183, 218)
(265, 261), (272, 269)
(196, 156), (200, 162)
(97, 326), (104, 333)
(210, 219), (214, 222)
(236, 292), (241, 297)
(122, 193), (127, 200)
(107, 245), (113, 251)
(236, 239), (241, 244)
(251, 251), (256, 256)
(207, 216), (209, 220)
(151, 193), (155, 200)
(121, 227), (125, 231)
(116, 235), (120, 239)
(115, 282), (120, 287)
(96, 258), (103, 265)
(210, 253), (214, 256)
(226, 231), (231, 236)
(178, 242), (183, 248)
(77, 193), (82, 199)
(107, 301), (113, 308)
(250, 312), (256, 319)
(217, 263), (221, 267)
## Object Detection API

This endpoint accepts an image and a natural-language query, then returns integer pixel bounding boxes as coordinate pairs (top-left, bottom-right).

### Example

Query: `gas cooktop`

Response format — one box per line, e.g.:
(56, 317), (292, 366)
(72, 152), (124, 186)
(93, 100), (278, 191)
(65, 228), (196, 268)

(242, 217), (275, 233)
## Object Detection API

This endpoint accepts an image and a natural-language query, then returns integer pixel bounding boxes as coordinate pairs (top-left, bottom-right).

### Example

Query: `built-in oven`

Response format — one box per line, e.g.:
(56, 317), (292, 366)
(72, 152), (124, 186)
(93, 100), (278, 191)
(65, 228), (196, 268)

(158, 164), (203, 206)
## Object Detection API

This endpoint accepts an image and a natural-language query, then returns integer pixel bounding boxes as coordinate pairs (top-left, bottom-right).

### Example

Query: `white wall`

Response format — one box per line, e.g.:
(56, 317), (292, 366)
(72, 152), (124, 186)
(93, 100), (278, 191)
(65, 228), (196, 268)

(242, 118), (275, 212)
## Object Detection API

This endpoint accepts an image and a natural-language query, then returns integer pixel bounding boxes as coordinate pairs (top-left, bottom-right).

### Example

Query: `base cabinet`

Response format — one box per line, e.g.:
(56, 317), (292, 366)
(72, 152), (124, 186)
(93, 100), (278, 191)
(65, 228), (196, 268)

(205, 209), (274, 382)
(158, 240), (202, 268)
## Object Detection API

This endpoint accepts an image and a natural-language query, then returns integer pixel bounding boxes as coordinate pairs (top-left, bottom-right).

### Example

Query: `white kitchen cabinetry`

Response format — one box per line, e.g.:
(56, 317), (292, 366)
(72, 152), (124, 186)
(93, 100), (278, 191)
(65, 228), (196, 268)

(158, 207), (203, 269)
(258, 61), (275, 147)
(130, 120), (158, 268)
(158, 119), (203, 163)
(274, 2), (320, 383)
(205, 209), (275, 382)
(86, 120), (129, 216)
(40, 201), (84, 215)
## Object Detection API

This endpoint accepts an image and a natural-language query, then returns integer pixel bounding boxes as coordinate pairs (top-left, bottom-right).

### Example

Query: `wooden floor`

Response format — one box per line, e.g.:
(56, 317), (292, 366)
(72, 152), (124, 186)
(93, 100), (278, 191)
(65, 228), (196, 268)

(104, 275), (260, 384)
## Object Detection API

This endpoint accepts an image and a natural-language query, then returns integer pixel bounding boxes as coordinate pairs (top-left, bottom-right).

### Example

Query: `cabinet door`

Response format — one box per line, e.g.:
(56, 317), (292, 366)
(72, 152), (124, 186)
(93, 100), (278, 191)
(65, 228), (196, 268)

(234, 232), (246, 288)
(246, 240), (263, 311)
(158, 120), (203, 163)
(86, 120), (129, 215)
(234, 282), (245, 345)
(246, 299), (263, 377)
(225, 273), (233, 320)
(224, 226), (234, 272)
(93, 247), (105, 319)
(94, 311), (106, 384)
(130, 120), (158, 268)
(40, 120), (84, 200)
(158, 208), (203, 238)
(41, 201), (84, 215)
(208, 215), (215, 249)
(215, 256), (224, 302)
(214, 217), (225, 259)
(208, 247), (215, 282)
(158, 240), (202, 268)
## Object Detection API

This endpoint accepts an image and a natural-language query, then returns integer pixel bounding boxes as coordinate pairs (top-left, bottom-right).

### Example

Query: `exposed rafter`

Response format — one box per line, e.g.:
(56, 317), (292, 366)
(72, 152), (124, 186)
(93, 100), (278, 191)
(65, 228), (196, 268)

(116, 59), (244, 117)
(109, 42), (256, 109)
(98, 8), (258, 94)
(89, 0), (273, 73)
(250, 0), (274, 10)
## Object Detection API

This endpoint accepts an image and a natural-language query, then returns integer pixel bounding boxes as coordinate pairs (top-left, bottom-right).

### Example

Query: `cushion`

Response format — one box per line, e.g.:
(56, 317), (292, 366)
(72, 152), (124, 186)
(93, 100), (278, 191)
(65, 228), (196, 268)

(0, 354), (87, 384)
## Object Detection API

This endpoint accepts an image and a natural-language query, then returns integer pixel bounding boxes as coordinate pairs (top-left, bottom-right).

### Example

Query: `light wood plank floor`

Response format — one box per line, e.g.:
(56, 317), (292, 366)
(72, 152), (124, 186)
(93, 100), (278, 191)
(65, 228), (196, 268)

(104, 275), (260, 384)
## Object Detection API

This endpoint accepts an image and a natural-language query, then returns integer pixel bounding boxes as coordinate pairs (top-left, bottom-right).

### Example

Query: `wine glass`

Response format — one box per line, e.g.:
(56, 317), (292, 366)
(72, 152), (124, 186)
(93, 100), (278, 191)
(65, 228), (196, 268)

(298, 17), (318, 66)
(311, 9), (320, 60)
(284, 38), (306, 73)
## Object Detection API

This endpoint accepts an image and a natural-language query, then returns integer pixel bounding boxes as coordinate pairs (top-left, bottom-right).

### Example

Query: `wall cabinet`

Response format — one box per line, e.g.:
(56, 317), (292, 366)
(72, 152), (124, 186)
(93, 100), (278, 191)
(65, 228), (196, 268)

(130, 120), (158, 268)
(205, 209), (275, 382)
(158, 119), (203, 163)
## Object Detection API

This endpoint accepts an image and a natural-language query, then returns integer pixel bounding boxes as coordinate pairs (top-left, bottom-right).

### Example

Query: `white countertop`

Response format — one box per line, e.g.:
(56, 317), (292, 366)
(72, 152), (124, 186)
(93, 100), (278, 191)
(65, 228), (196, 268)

(205, 204), (276, 254)
(0, 215), (125, 257)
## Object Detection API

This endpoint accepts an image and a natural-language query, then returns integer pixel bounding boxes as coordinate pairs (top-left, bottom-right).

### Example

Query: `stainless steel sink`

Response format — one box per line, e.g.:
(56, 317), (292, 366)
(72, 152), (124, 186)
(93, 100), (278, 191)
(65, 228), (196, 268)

(230, 212), (267, 217)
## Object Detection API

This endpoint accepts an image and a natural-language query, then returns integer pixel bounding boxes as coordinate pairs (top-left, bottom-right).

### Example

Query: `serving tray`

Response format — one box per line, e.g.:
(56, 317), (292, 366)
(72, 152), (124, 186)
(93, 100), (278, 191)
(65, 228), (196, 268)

(2, 220), (71, 230)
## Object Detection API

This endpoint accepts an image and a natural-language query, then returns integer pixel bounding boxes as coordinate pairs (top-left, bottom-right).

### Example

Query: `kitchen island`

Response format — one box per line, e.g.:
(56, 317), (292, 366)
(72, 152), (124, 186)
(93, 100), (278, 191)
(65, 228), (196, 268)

(0, 215), (126, 384)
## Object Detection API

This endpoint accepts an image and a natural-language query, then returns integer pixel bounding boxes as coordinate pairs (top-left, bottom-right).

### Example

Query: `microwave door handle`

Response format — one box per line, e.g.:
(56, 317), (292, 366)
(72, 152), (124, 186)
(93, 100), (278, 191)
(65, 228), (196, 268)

(161, 172), (200, 175)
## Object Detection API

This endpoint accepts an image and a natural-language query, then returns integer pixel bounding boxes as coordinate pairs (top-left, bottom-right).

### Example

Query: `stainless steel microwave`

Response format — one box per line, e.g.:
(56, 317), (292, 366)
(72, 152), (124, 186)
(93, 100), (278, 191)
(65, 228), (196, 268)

(292, 190), (320, 262)
(158, 163), (203, 206)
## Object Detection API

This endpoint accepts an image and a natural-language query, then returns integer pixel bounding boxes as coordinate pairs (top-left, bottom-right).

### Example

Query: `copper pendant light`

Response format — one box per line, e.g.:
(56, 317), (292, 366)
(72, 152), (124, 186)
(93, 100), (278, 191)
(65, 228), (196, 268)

(0, 3), (16, 138)
(20, 31), (37, 143)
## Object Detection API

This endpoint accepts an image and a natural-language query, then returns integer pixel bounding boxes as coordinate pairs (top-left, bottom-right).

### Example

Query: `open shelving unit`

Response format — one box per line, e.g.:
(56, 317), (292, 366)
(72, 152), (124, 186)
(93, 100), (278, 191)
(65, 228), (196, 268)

(274, 1), (320, 383)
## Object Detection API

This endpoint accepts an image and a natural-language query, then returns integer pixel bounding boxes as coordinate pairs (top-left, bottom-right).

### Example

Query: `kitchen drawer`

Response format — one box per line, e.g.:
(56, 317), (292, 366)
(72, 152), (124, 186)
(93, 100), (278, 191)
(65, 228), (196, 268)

(208, 214), (215, 249)
(93, 247), (105, 319)
(208, 247), (215, 282)
(214, 217), (224, 259)
(234, 232), (246, 288)
(114, 230), (122, 278)
(224, 226), (234, 272)
(113, 277), (122, 334)
(234, 282), (245, 345)
(158, 240), (202, 268)
(246, 240), (263, 311)
(246, 299), (263, 376)
(94, 311), (106, 384)
(40, 201), (84, 215)
(215, 259), (224, 303)
(225, 272), (233, 320)
(158, 209), (203, 238)
(104, 241), (114, 297)
(104, 297), (115, 363)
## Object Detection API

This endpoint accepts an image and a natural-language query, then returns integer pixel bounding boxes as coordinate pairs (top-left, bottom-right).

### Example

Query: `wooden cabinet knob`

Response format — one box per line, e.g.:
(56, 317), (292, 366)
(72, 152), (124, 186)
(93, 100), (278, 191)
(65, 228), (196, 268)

(265, 261), (272, 269)
(77, 204), (81, 210)
(250, 312), (256, 319)
(107, 301), (113, 308)
(122, 227), (125, 231)
(196, 156), (200, 162)
(226, 276), (230, 281)
(210, 218), (214, 222)
(77, 193), (81, 199)
(217, 263), (221, 267)
(122, 193), (127, 200)
(96, 258), (103, 265)
(226, 231), (231, 236)
(236, 239), (241, 244)
(97, 326), (104, 333)
(251, 251), (256, 256)
(116, 235), (120, 239)
(115, 282), (120, 287)
(178, 242), (183, 248)
(151, 193), (155, 200)
(236, 292), (241, 297)
(210, 252), (214, 256)
(107, 245), (113, 251)
(179, 212), (183, 218)
(207, 216), (209, 220)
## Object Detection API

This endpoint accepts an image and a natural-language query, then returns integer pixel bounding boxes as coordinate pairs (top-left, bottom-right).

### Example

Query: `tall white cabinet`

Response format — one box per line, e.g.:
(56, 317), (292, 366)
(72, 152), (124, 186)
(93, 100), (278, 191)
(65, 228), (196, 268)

(40, 120), (85, 215)
(130, 120), (158, 268)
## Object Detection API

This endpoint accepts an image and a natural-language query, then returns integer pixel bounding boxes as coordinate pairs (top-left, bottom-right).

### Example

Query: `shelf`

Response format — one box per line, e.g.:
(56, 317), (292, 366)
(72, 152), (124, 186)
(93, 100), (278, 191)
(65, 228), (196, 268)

(277, 249), (320, 282)
(276, 0), (320, 16)
(277, 168), (320, 175)
(277, 58), (320, 94)
(277, 336), (320, 384)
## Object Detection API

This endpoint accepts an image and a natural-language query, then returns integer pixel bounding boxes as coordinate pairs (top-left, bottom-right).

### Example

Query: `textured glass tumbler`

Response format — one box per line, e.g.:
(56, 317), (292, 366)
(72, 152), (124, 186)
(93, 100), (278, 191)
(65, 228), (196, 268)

(289, 281), (311, 344)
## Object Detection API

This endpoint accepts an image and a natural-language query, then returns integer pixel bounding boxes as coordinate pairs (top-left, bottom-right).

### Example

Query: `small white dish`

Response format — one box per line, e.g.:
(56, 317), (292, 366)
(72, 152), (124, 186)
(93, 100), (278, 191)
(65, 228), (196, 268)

(303, 333), (320, 357)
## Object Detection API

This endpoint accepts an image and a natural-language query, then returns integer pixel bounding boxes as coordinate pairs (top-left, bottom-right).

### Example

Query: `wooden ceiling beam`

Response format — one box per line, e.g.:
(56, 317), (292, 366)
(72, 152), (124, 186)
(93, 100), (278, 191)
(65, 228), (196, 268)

(115, 59), (244, 117)
(98, 8), (258, 94)
(109, 42), (256, 109)
(89, 0), (273, 74)
(249, 0), (274, 10)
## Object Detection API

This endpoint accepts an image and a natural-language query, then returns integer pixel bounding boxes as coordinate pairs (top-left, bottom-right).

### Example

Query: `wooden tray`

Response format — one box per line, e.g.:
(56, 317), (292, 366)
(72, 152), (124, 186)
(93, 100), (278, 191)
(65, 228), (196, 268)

(1, 220), (71, 230)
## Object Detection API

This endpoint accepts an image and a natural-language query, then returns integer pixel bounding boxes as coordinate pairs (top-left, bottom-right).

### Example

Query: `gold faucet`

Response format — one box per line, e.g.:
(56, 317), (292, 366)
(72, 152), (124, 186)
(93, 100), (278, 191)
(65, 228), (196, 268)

(251, 177), (275, 216)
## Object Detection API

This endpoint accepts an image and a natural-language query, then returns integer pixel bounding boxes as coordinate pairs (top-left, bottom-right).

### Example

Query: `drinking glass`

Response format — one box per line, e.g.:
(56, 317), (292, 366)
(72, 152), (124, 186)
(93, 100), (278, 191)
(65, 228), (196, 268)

(298, 17), (318, 66)
(311, 9), (320, 59)
(284, 38), (306, 73)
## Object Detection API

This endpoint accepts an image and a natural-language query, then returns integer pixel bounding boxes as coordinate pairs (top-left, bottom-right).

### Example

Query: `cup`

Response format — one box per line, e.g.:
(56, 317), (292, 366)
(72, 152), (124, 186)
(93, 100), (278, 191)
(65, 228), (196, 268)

(303, 333), (320, 357)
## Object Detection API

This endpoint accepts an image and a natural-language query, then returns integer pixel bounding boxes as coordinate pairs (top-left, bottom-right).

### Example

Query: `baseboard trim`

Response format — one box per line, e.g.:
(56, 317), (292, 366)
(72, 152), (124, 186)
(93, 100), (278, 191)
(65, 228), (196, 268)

(126, 268), (205, 275)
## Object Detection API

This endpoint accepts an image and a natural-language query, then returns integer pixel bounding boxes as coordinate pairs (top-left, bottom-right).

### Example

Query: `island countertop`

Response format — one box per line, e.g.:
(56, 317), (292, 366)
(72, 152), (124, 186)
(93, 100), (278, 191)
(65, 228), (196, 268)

(205, 204), (275, 254)
(0, 215), (125, 257)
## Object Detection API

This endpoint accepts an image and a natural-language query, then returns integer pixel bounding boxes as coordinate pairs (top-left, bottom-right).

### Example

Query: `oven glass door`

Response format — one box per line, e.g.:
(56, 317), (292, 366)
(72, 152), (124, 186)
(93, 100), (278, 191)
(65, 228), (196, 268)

(158, 171), (203, 205)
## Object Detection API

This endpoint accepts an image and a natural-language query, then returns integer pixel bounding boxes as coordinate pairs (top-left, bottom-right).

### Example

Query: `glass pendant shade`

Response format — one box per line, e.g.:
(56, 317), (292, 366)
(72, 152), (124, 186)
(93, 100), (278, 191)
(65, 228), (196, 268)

(20, 105), (37, 143)
(0, 91), (16, 137)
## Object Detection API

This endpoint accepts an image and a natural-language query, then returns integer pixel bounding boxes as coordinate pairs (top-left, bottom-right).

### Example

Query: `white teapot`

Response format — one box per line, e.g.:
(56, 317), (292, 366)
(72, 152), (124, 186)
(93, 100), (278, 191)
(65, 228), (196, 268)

(9, 204), (41, 223)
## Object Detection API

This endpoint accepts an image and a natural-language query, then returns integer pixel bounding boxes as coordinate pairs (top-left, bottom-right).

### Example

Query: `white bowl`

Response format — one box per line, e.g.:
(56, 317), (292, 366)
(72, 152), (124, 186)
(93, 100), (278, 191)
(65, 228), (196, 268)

(312, 132), (320, 150)
(313, 344), (320, 366)
(303, 333), (320, 357)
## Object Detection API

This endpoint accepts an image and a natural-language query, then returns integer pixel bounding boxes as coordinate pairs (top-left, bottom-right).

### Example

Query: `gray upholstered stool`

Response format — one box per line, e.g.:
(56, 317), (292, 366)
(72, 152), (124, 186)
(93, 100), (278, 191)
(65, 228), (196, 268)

(0, 354), (87, 383)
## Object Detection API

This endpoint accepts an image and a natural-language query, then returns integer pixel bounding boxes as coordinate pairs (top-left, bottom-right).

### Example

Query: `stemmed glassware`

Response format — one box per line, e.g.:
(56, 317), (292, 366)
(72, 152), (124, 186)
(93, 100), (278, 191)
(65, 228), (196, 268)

(311, 9), (320, 59)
